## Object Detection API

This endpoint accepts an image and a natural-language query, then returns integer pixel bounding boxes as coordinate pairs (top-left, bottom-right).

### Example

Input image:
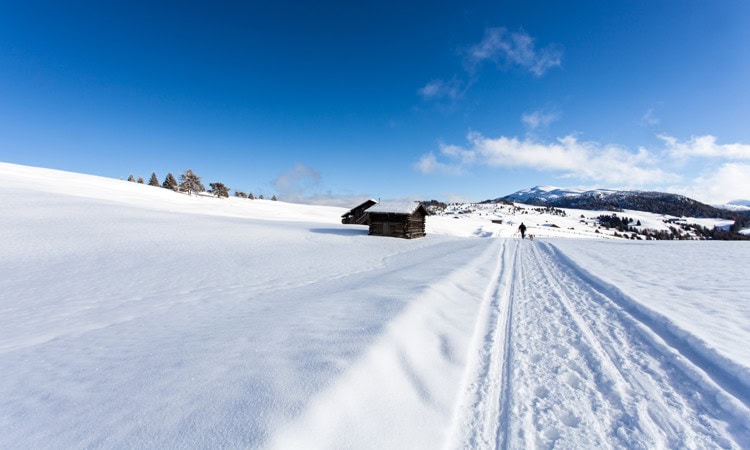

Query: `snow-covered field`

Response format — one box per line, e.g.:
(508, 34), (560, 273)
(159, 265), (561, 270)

(2, 162), (749, 448)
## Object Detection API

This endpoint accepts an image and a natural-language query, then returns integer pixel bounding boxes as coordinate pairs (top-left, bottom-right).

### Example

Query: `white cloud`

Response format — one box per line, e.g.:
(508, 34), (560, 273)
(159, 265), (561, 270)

(660, 134), (750, 160)
(272, 162), (321, 196)
(415, 132), (679, 185)
(521, 111), (559, 130)
(670, 163), (750, 204)
(418, 28), (562, 102)
(271, 164), (377, 207)
(280, 193), (374, 208)
(466, 28), (562, 77)
(417, 79), (462, 101)
(641, 108), (660, 126)
(414, 152), (465, 175)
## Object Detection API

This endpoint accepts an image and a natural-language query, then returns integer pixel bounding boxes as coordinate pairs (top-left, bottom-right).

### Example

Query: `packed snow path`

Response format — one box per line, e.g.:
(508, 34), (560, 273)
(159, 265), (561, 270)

(450, 239), (750, 449)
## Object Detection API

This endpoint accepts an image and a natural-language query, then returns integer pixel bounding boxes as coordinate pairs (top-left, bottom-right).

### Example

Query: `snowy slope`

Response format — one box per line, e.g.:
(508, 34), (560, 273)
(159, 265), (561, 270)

(2, 163), (749, 448)
(716, 200), (750, 213)
(428, 201), (735, 240)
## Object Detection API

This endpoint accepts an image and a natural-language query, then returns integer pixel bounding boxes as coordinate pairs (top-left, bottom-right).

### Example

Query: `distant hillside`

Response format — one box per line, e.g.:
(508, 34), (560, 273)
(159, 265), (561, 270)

(491, 186), (750, 237)
(718, 200), (750, 212)
(497, 186), (728, 218)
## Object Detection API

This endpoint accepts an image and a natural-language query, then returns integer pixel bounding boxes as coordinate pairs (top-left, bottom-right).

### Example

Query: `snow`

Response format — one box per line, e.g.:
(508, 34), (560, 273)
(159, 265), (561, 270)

(717, 200), (750, 212)
(367, 201), (421, 214)
(430, 201), (737, 241)
(2, 162), (749, 448)
(504, 185), (623, 203)
(549, 239), (750, 396)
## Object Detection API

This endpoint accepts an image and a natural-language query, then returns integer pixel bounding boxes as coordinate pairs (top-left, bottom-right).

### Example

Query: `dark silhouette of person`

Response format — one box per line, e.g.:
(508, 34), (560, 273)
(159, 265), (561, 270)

(519, 222), (527, 239)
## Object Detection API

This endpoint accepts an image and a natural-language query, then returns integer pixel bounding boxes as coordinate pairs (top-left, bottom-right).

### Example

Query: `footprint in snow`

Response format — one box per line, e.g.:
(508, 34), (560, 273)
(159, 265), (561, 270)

(535, 386), (550, 399)
(564, 372), (581, 389)
(558, 410), (582, 428)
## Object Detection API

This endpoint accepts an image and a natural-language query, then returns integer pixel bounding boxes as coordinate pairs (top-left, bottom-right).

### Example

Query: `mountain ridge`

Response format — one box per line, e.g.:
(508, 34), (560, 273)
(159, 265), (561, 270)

(487, 186), (750, 235)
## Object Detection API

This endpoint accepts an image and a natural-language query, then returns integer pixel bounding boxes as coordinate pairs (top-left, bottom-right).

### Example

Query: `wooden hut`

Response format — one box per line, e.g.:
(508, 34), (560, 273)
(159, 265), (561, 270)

(341, 199), (378, 225)
(367, 202), (427, 239)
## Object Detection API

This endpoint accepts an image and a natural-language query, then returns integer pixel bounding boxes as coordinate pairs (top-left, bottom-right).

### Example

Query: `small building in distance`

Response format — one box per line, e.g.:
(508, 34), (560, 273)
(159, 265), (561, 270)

(367, 202), (428, 239)
(341, 199), (378, 225)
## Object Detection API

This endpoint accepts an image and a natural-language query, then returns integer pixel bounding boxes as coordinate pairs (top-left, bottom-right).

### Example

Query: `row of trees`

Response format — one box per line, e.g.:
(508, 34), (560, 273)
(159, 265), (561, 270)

(126, 169), (277, 201)
(596, 214), (749, 240)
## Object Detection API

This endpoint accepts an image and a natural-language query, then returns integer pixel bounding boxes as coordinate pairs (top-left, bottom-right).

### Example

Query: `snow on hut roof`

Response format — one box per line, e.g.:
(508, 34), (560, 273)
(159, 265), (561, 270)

(367, 201), (423, 214)
(342, 199), (378, 213)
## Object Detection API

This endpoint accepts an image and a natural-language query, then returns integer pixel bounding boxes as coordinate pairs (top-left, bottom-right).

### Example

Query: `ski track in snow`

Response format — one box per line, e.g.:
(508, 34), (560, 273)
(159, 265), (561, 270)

(449, 240), (750, 449)
(3, 164), (750, 449)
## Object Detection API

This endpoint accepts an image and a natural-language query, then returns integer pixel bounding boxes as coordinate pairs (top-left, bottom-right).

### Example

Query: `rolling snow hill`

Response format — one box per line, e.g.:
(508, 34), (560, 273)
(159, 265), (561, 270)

(2, 162), (750, 448)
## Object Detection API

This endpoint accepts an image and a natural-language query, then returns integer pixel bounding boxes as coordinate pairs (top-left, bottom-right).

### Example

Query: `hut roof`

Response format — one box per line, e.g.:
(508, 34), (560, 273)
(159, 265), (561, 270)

(368, 201), (425, 215)
(341, 199), (378, 217)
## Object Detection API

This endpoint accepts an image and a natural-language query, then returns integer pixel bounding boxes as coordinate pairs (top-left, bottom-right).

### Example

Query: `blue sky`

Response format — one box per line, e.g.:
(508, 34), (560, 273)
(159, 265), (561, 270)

(1, 1), (749, 205)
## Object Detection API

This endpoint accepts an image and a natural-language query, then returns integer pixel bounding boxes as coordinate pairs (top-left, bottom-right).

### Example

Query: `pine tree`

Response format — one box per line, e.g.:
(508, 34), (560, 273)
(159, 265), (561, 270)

(234, 191), (247, 198)
(248, 192), (255, 200)
(271, 195), (277, 201)
(209, 182), (229, 198)
(137, 177), (144, 184)
(127, 174), (136, 182)
(178, 169), (205, 195)
(148, 172), (160, 187)
(162, 172), (178, 191)
(258, 194), (264, 200)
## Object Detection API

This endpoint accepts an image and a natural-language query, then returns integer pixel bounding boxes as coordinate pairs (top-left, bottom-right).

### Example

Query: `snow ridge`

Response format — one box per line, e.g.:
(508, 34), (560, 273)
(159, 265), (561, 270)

(445, 239), (518, 449)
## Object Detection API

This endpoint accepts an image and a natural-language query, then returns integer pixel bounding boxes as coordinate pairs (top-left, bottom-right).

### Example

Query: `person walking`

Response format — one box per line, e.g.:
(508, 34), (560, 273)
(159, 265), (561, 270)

(518, 222), (527, 239)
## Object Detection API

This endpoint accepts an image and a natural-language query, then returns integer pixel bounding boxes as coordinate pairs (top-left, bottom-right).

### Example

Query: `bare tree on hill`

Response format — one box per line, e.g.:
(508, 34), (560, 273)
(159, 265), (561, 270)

(209, 182), (229, 198)
(178, 169), (205, 196)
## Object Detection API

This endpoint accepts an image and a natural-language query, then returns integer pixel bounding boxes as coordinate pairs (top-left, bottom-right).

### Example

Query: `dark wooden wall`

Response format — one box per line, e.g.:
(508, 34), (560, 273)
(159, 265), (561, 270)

(368, 210), (426, 239)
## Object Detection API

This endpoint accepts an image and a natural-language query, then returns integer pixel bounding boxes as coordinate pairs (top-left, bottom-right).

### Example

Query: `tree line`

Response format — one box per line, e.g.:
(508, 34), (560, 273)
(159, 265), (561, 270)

(596, 213), (749, 241)
(126, 169), (277, 201)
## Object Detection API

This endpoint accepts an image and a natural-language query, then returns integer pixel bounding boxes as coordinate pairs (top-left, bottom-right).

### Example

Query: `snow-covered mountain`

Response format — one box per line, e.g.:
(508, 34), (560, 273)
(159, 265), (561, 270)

(500, 185), (619, 203)
(497, 185), (744, 220)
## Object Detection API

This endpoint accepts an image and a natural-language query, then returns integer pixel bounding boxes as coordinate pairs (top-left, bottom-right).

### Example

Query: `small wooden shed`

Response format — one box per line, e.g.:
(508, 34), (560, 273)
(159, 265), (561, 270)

(341, 199), (378, 225)
(367, 202), (427, 239)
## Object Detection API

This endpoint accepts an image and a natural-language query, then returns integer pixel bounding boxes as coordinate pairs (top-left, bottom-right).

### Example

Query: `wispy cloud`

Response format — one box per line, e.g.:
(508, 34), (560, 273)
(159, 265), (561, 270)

(272, 162), (321, 196)
(414, 131), (677, 185)
(659, 134), (750, 160)
(271, 163), (382, 207)
(413, 152), (465, 175)
(641, 108), (660, 126)
(419, 27), (562, 103)
(281, 193), (376, 208)
(417, 78), (463, 101)
(521, 110), (559, 130)
(465, 28), (563, 77)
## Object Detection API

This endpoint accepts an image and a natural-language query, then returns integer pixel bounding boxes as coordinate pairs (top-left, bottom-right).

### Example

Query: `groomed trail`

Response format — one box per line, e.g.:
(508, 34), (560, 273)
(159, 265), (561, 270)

(448, 239), (750, 449)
